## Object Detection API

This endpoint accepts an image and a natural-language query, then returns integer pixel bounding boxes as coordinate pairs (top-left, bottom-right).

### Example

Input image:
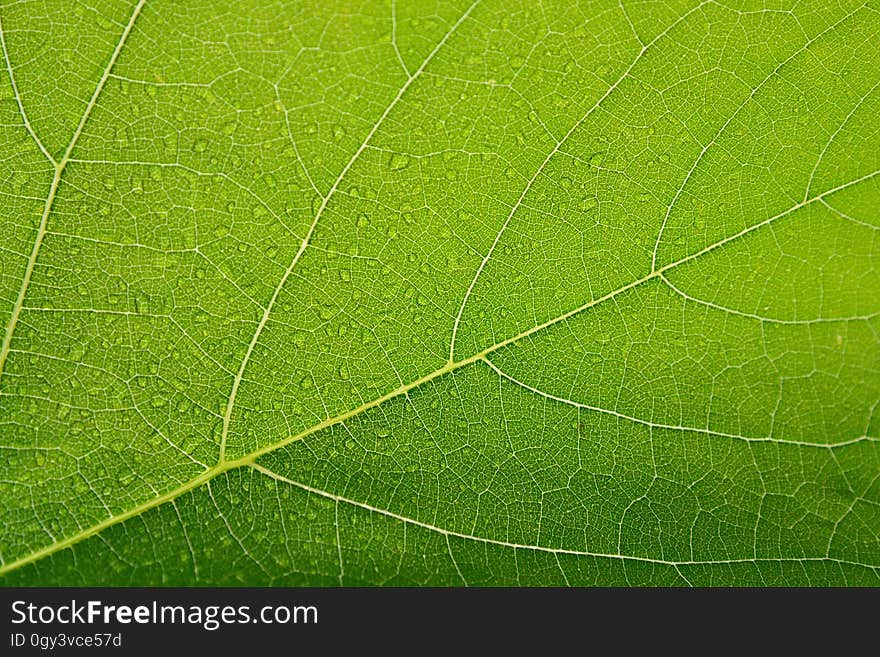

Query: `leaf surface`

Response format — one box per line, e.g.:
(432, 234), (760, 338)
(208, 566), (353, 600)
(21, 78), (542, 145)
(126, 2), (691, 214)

(1, 0), (879, 585)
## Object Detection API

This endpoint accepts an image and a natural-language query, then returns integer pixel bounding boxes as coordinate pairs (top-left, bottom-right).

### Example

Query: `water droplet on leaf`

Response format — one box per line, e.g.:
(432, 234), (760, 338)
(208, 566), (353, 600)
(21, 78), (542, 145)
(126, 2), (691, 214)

(389, 153), (410, 170)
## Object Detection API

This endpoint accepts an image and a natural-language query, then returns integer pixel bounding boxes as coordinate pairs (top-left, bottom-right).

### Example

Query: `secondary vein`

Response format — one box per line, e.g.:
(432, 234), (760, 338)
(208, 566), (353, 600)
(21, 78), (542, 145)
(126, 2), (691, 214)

(0, 0), (147, 381)
(217, 0), (483, 462)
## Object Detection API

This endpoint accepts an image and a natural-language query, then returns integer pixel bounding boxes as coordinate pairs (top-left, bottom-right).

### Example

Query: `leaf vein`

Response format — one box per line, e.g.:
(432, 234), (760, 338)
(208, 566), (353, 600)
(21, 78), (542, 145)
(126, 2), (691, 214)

(483, 357), (878, 448)
(251, 464), (880, 572)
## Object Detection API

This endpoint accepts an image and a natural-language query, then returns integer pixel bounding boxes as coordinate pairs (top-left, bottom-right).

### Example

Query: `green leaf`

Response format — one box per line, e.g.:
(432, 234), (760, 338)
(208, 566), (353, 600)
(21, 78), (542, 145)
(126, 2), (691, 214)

(1, 0), (878, 586)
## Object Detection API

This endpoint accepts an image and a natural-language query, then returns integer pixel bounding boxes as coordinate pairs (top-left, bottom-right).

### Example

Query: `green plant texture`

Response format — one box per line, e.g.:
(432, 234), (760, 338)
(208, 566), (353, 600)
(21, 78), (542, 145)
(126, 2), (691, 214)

(1, 0), (878, 586)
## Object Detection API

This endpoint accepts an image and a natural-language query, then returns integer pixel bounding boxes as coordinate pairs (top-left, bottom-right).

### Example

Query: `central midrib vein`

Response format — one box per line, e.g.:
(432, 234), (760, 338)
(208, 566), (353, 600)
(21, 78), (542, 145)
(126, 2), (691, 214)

(1, 164), (875, 577)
